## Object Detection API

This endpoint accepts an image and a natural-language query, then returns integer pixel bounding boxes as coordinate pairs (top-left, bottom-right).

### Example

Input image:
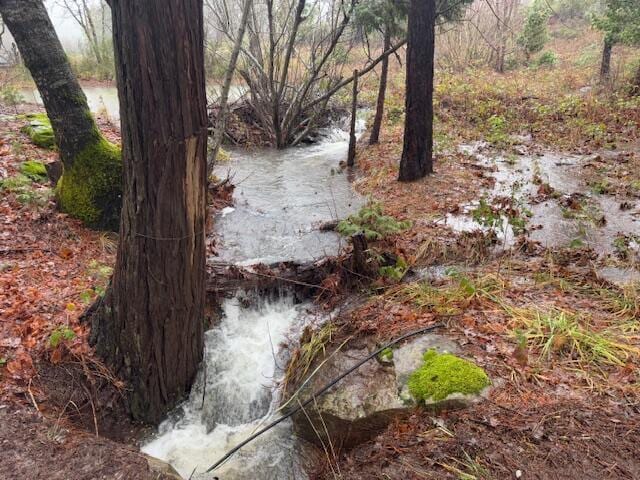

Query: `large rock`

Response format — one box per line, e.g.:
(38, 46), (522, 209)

(290, 334), (488, 449)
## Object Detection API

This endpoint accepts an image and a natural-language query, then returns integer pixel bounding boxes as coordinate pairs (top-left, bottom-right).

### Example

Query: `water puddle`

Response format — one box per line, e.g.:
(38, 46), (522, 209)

(446, 144), (640, 261)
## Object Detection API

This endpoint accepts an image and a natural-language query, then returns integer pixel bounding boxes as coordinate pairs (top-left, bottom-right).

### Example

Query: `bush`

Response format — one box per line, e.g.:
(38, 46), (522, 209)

(518, 0), (551, 60)
(0, 85), (24, 112)
(337, 203), (411, 240)
(535, 51), (558, 67)
(49, 326), (76, 348)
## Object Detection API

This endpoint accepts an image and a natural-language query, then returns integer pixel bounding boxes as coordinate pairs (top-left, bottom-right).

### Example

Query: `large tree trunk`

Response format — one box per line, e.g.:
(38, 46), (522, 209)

(90, 0), (207, 423)
(369, 26), (391, 145)
(398, 0), (435, 182)
(600, 36), (613, 82)
(0, 0), (121, 230)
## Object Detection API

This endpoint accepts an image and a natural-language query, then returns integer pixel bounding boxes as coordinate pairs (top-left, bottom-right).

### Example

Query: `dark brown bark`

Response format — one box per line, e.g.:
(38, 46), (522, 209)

(600, 36), (613, 82)
(369, 27), (391, 145)
(0, 0), (121, 230)
(398, 0), (435, 182)
(632, 63), (640, 96)
(90, 0), (207, 423)
(347, 69), (358, 168)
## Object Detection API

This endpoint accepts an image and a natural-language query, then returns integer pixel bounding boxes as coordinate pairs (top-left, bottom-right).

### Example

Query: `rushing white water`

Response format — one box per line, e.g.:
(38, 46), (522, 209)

(142, 114), (365, 479)
(142, 293), (311, 479)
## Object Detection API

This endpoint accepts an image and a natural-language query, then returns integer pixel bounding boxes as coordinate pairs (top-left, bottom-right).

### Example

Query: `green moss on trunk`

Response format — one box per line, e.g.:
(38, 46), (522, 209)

(56, 137), (122, 230)
(21, 113), (55, 149)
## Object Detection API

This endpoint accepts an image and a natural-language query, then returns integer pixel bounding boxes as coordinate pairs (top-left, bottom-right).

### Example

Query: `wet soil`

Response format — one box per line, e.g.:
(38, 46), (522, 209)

(312, 398), (640, 480)
(302, 118), (640, 479)
(0, 107), (165, 479)
(0, 406), (173, 480)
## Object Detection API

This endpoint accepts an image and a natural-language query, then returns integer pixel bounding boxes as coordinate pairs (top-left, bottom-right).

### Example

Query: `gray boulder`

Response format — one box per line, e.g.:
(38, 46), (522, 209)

(290, 334), (486, 449)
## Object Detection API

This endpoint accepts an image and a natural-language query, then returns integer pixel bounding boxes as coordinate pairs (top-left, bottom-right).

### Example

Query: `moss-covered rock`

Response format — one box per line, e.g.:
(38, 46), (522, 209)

(20, 160), (48, 182)
(56, 136), (122, 230)
(21, 113), (55, 149)
(408, 349), (490, 403)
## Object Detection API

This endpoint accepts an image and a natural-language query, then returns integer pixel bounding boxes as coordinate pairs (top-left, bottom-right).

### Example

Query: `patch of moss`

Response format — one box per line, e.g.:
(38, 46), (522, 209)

(408, 349), (490, 402)
(378, 347), (394, 363)
(21, 113), (55, 149)
(20, 160), (48, 182)
(56, 136), (122, 230)
(0, 174), (31, 192)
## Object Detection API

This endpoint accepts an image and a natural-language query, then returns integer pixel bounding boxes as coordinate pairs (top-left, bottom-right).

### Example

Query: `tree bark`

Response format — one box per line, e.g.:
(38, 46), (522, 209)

(369, 26), (391, 145)
(632, 62), (640, 96)
(600, 36), (613, 82)
(398, 0), (435, 182)
(0, 0), (121, 230)
(347, 69), (358, 167)
(90, 0), (207, 423)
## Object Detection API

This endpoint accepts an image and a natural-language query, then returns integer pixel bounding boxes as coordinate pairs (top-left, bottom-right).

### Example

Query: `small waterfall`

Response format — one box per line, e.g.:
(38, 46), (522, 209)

(142, 110), (365, 479)
(142, 291), (310, 479)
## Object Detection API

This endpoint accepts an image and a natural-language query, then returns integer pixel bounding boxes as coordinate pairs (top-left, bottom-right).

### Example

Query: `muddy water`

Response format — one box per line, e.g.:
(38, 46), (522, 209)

(447, 144), (640, 273)
(20, 83), (246, 123)
(214, 126), (364, 264)
(141, 124), (364, 479)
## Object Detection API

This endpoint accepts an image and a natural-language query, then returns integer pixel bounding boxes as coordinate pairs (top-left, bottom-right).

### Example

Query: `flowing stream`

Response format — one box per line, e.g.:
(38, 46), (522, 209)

(141, 121), (365, 479)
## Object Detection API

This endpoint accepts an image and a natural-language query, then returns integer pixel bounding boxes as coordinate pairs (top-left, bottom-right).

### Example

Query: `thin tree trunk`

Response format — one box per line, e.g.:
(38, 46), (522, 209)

(0, 0), (121, 229)
(82, 0), (103, 64)
(632, 62), (640, 96)
(369, 26), (391, 145)
(347, 69), (358, 167)
(398, 0), (435, 182)
(208, 0), (253, 178)
(600, 36), (613, 82)
(90, 0), (207, 423)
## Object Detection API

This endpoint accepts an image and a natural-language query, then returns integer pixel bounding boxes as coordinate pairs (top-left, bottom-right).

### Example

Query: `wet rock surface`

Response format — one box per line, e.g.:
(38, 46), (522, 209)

(291, 334), (487, 449)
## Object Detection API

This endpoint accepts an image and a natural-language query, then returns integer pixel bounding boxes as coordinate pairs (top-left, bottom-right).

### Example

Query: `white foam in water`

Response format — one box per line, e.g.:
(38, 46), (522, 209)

(142, 294), (308, 479)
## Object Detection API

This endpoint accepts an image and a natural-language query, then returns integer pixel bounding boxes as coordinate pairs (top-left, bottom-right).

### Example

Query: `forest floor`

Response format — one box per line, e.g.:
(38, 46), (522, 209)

(1, 23), (639, 480)
(0, 107), (179, 479)
(306, 32), (640, 480)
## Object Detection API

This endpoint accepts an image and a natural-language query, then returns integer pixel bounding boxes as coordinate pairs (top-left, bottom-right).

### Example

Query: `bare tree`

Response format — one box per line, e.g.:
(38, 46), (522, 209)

(207, 0), (253, 177)
(54, 0), (110, 65)
(437, 0), (522, 73)
(208, 0), (359, 147)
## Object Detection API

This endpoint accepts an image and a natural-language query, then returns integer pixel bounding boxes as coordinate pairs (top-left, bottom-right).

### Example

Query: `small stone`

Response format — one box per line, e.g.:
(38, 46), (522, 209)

(515, 469), (523, 478)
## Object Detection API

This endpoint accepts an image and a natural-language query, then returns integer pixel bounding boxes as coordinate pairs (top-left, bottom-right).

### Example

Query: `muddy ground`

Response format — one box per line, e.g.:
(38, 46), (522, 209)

(302, 101), (640, 478)
(0, 106), (176, 479)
